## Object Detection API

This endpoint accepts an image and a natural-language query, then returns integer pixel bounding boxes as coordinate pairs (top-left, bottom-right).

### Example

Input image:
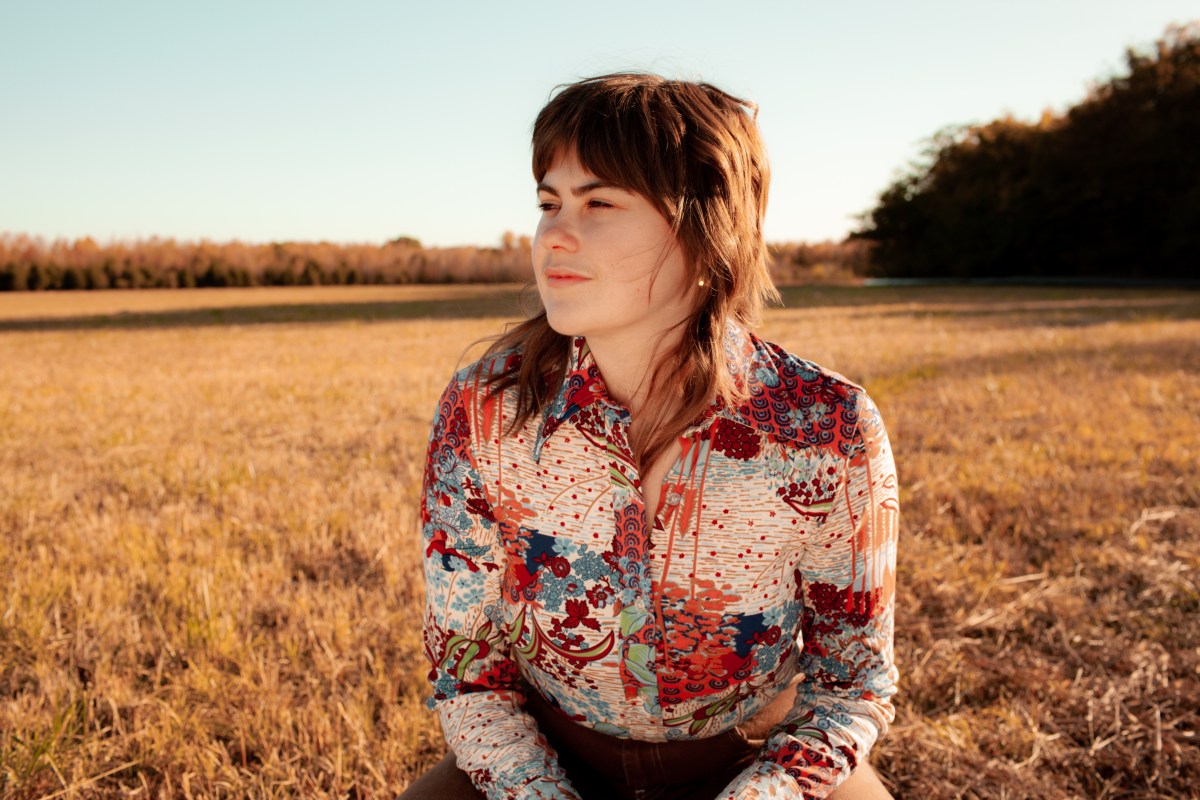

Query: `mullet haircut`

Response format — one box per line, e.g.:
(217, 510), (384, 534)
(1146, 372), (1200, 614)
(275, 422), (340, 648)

(483, 72), (779, 472)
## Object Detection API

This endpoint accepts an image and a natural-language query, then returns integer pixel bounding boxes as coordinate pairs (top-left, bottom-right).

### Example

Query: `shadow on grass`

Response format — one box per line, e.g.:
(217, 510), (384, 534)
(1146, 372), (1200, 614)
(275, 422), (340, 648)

(3, 285), (1197, 333)
(861, 332), (1200, 409)
(777, 285), (1200, 328)
(0, 290), (530, 333)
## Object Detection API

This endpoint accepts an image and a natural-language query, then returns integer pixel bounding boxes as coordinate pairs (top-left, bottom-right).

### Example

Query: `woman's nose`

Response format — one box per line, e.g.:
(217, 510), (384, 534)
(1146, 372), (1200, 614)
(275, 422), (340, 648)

(538, 216), (579, 252)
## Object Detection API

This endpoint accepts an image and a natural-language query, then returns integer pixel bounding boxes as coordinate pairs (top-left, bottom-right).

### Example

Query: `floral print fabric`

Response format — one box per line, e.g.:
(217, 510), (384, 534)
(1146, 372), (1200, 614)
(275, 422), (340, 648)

(421, 325), (899, 799)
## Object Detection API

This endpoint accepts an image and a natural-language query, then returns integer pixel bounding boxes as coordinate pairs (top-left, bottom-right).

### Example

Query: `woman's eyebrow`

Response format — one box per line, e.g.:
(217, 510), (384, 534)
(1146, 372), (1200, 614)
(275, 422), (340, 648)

(536, 180), (620, 197)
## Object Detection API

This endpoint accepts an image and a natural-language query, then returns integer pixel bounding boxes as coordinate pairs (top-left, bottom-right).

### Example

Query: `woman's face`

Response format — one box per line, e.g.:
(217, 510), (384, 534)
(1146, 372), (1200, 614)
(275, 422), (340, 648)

(533, 153), (695, 349)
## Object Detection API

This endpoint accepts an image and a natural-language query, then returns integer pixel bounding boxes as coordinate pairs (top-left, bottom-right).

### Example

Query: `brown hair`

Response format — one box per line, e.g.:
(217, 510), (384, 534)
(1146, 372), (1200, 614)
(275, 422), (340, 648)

(484, 72), (779, 470)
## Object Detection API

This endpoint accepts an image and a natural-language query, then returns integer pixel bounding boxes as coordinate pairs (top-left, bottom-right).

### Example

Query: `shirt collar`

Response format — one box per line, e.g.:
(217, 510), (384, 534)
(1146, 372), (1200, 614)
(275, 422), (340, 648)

(531, 324), (761, 462)
(532, 337), (618, 462)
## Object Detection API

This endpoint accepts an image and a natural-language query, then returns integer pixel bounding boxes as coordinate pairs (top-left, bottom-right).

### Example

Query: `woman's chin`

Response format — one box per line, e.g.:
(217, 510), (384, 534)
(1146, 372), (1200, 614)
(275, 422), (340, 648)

(543, 311), (588, 339)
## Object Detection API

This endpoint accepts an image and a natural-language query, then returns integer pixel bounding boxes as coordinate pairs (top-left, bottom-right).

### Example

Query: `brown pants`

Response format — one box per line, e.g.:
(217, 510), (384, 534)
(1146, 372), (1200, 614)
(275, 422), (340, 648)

(401, 687), (894, 799)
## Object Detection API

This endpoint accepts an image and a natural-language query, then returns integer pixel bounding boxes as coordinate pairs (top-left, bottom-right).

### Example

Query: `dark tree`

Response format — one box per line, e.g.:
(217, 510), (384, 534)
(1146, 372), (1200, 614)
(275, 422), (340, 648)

(854, 23), (1200, 282)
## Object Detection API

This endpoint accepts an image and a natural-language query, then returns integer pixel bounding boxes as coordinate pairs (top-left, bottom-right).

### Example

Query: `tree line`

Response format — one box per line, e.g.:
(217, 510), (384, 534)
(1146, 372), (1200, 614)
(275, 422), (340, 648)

(0, 234), (536, 291)
(18, 19), (1190, 295)
(853, 23), (1199, 282)
(0, 232), (866, 291)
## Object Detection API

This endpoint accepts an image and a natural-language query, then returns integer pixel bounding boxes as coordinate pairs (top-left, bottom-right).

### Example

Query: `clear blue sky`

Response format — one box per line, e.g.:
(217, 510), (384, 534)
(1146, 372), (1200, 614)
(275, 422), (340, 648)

(1, 1), (1194, 249)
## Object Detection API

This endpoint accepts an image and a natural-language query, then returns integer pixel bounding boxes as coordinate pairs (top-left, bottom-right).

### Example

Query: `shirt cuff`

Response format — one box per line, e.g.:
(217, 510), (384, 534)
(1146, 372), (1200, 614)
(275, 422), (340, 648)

(512, 776), (583, 800)
(716, 760), (804, 799)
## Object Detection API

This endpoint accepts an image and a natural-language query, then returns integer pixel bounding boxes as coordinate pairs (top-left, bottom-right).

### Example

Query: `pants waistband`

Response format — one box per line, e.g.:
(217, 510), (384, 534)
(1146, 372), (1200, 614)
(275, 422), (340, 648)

(521, 681), (799, 793)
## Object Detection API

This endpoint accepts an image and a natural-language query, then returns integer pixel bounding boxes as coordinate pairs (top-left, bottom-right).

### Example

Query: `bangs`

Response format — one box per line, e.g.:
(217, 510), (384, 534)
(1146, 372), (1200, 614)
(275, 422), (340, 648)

(532, 74), (686, 219)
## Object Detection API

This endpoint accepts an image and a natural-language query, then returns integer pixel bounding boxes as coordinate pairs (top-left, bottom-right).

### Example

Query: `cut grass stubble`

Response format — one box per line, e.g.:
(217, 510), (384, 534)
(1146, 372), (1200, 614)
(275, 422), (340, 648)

(1, 285), (1197, 798)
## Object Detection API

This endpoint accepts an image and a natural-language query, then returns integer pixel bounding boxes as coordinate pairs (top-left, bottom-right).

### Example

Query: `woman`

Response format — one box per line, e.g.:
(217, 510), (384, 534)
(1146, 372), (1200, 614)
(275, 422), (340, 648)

(405, 73), (899, 800)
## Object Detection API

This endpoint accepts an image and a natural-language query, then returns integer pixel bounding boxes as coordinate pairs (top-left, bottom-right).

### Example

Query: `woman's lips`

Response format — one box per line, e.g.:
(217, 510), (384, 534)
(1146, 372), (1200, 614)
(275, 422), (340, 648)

(544, 269), (590, 287)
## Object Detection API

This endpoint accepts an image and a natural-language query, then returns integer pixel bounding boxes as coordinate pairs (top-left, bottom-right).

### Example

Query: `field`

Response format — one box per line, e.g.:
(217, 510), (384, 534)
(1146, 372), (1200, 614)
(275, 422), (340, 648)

(1, 284), (1197, 799)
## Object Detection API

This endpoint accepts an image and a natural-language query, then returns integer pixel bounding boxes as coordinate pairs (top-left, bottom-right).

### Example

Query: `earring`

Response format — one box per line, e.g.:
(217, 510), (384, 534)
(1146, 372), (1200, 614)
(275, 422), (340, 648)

(698, 278), (706, 287)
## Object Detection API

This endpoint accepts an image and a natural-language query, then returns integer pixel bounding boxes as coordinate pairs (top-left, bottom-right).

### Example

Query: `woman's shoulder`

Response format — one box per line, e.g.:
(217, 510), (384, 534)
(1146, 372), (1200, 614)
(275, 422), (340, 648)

(743, 332), (867, 402)
(730, 330), (882, 455)
(431, 344), (525, 436)
(445, 343), (523, 391)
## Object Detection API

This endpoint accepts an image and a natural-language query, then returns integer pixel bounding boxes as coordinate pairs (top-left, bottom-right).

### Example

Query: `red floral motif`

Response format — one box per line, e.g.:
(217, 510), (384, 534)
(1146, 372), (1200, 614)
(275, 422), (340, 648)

(776, 467), (840, 517)
(659, 580), (751, 704)
(586, 583), (614, 609)
(807, 581), (883, 626)
(747, 625), (783, 647)
(465, 496), (495, 523)
(535, 552), (572, 578)
(712, 418), (761, 460)
(562, 598), (601, 631)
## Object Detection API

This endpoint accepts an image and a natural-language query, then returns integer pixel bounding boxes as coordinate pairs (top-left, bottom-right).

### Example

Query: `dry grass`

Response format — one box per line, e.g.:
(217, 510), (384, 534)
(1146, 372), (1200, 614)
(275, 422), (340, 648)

(1, 285), (1197, 799)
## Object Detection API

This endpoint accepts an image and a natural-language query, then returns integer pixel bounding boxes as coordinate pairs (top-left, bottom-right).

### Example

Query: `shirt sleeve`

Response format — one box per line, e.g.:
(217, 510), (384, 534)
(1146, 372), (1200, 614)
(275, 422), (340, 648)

(717, 390), (900, 800)
(421, 375), (582, 800)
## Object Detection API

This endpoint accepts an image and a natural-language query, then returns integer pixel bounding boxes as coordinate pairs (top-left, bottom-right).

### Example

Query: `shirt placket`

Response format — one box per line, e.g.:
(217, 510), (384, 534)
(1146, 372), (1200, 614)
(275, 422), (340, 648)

(601, 404), (664, 711)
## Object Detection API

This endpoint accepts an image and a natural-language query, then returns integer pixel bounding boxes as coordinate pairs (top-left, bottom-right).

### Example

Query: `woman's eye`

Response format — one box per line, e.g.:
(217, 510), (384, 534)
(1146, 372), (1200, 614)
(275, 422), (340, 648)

(535, 198), (612, 212)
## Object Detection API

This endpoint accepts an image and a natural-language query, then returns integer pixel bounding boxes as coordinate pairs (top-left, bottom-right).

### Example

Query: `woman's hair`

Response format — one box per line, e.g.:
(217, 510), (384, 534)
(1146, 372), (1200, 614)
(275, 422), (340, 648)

(484, 72), (779, 470)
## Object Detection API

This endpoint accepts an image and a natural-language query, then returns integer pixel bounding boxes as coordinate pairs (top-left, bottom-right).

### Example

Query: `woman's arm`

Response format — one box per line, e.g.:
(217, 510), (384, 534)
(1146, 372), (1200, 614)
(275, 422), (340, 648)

(422, 374), (582, 800)
(718, 391), (900, 799)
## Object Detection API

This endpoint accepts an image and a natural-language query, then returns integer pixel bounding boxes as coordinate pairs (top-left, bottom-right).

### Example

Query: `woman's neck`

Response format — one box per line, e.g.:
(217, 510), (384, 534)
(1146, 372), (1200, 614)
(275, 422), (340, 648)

(585, 327), (680, 418)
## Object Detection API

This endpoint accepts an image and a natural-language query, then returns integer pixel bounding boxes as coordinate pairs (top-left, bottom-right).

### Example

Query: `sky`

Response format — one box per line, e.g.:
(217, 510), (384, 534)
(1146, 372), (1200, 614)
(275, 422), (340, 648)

(0, 1), (1195, 249)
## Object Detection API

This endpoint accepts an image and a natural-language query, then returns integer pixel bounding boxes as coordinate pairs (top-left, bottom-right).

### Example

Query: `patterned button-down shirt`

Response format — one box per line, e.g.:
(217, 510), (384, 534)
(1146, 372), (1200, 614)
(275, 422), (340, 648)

(421, 325), (899, 799)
